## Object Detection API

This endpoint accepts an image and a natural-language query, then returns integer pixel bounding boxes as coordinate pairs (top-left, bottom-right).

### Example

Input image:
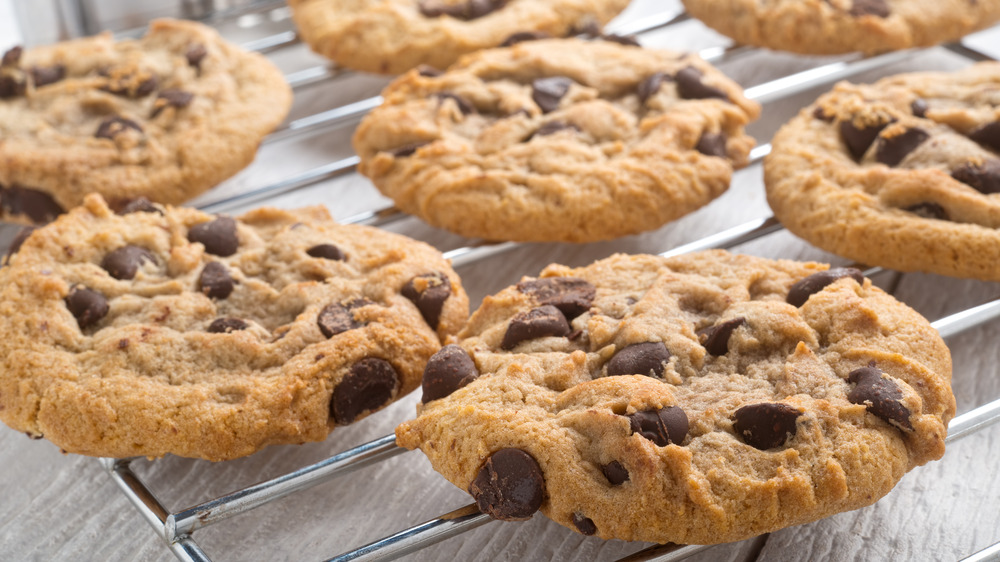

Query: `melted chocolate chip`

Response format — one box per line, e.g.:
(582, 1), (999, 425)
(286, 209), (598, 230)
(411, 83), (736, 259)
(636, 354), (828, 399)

(813, 106), (835, 122)
(116, 197), (162, 215)
(516, 277), (595, 320)
(501, 305), (571, 350)
(417, 65), (443, 77)
(5, 226), (37, 262)
(628, 407), (689, 446)
(848, 365), (913, 431)
(418, 0), (506, 20)
(875, 127), (929, 167)
(637, 72), (672, 104)
(434, 92), (475, 115)
(402, 272), (451, 330)
(386, 141), (430, 158)
(532, 76), (573, 113)
(910, 99), (928, 118)
(732, 403), (801, 450)
(188, 216), (239, 257)
(101, 245), (157, 280)
(151, 88), (194, 117)
(839, 118), (893, 160)
(600, 461), (629, 485)
(606, 342), (671, 378)
(317, 298), (371, 338)
(786, 268), (865, 307)
(198, 261), (234, 299)
(101, 69), (158, 98)
(696, 132), (727, 158)
(30, 65), (66, 88)
(0, 185), (63, 223)
(969, 121), (1000, 152)
(421, 344), (479, 403)
(675, 67), (728, 101)
(65, 286), (109, 329)
(468, 448), (545, 521)
(331, 357), (399, 424)
(186, 44), (208, 68)
(849, 0), (891, 17)
(529, 121), (579, 139)
(905, 202), (948, 220)
(572, 513), (597, 535)
(599, 34), (640, 47)
(0, 75), (24, 98)
(1, 46), (21, 67)
(306, 243), (345, 261)
(501, 31), (551, 47)
(207, 317), (248, 333)
(95, 116), (143, 140)
(698, 317), (747, 356)
(951, 160), (1000, 194)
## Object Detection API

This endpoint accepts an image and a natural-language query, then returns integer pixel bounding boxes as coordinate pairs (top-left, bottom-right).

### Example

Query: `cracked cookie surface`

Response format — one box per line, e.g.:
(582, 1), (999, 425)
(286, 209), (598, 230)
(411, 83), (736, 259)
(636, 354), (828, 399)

(0, 195), (468, 461)
(0, 19), (291, 225)
(353, 38), (760, 242)
(395, 250), (954, 544)
(287, 0), (629, 75)
(681, 0), (1000, 55)
(766, 63), (1000, 281)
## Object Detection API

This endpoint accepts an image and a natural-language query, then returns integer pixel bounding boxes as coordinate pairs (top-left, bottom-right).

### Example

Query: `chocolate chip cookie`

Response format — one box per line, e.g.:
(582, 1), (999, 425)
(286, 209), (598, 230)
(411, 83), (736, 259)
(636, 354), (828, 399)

(0, 194), (468, 461)
(681, 0), (1000, 55)
(766, 63), (1000, 281)
(396, 250), (954, 544)
(287, 0), (630, 75)
(353, 38), (761, 242)
(0, 19), (291, 225)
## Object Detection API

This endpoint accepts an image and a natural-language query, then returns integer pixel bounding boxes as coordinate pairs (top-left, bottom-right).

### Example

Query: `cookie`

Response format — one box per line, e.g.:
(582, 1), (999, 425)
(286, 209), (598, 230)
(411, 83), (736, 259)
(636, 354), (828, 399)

(681, 0), (1000, 56)
(765, 63), (1000, 281)
(396, 250), (954, 544)
(353, 38), (761, 242)
(286, 0), (630, 75)
(0, 19), (292, 225)
(0, 194), (468, 461)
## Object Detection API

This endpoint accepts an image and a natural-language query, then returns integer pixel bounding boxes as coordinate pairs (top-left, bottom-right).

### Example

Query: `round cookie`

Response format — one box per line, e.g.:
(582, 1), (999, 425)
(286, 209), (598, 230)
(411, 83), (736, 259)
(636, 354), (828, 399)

(0, 194), (468, 461)
(0, 19), (292, 225)
(287, 0), (630, 75)
(681, 0), (1000, 56)
(395, 250), (954, 544)
(766, 63), (1000, 281)
(353, 38), (761, 243)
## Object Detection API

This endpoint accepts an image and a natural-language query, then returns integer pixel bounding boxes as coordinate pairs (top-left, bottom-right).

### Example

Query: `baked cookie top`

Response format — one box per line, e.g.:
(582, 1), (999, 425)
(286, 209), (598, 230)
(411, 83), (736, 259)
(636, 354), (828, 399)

(396, 250), (954, 544)
(0, 19), (291, 225)
(287, 0), (630, 75)
(766, 63), (1000, 281)
(353, 38), (761, 243)
(681, 0), (1000, 56)
(0, 194), (468, 461)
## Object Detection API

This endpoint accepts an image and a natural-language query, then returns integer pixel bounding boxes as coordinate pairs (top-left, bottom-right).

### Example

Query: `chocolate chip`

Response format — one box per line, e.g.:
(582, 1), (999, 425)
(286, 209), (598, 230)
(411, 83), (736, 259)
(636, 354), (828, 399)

(969, 121), (1000, 152)
(5, 226), (37, 262)
(65, 286), (109, 329)
(628, 406), (689, 446)
(849, 0), (891, 17)
(0, 75), (24, 98)
(421, 344), (479, 403)
(637, 72), (672, 104)
(607, 342), (670, 378)
(116, 197), (162, 215)
(532, 76), (573, 113)
(386, 141), (430, 157)
(516, 277), (595, 320)
(572, 513), (597, 535)
(675, 67), (728, 101)
(698, 317), (746, 356)
(696, 132), (727, 158)
(417, 65), (443, 77)
(875, 127), (929, 167)
(30, 65), (66, 88)
(185, 44), (207, 68)
(1, 46), (21, 67)
(306, 243), (345, 261)
(848, 365), (913, 431)
(501, 31), (550, 47)
(733, 403), (801, 449)
(101, 245), (156, 280)
(905, 202), (948, 220)
(501, 305), (571, 350)
(529, 121), (579, 139)
(910, 99), (928, 118)
(151, 88), (194, 118)
(207, 317), (248, 333)
(600, 461), (629, 485)
(468, 448), (545, 521)
(418, 0), (506, 20)
(101, 70), (158, 98)
(188, 216), (239, 257)
(95, 116), (143, 140)
(0, 185), (63, 223)
(402, 272), (451, 330)
(317, 298), (371, 338)
(786, 267), (865, 307)
(331, 357), (399, 424)
(599, 34), (640, 47)
(951, 160), (1000, 194)
(434, 92), (474, 115)
(813, 106), (835, 122)
(839, 118), (893, 160)
(198, 261), (234, 299)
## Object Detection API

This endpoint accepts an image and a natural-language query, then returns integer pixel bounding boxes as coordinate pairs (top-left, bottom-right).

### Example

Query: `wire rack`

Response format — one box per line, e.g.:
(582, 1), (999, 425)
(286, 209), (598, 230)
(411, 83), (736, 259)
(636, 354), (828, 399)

(10, 2), (996, 561)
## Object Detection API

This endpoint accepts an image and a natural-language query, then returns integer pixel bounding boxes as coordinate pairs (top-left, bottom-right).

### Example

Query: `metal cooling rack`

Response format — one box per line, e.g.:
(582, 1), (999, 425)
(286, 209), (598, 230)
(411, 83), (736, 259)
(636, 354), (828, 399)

(64, 3), (1000, 561)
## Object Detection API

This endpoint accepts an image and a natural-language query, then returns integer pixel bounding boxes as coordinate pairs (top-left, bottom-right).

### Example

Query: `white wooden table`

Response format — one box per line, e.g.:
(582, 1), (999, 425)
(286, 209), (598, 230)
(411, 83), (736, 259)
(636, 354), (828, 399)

(2, 2), (999, 561)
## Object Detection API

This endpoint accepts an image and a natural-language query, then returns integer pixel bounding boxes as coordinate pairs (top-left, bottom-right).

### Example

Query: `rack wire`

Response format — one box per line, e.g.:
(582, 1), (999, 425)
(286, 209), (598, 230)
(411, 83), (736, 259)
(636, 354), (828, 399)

(60, 3), (1000, 561)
